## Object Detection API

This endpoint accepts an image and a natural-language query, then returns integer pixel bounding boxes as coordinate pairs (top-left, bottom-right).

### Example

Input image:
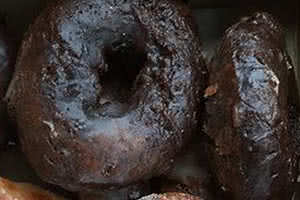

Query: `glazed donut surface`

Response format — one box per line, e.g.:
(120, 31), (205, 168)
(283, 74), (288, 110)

(6, 0), (207, 192)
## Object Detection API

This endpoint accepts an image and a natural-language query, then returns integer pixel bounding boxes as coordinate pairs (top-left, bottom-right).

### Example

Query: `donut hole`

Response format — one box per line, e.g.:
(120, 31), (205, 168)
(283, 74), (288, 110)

(97, 37), (147, 117)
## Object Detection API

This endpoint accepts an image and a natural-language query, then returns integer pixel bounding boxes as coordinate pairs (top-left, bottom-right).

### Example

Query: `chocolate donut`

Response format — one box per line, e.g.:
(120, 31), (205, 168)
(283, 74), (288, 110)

(6, 0), (207, 195)
(0, 18), (16, 146)
(205, 12), (295, 200)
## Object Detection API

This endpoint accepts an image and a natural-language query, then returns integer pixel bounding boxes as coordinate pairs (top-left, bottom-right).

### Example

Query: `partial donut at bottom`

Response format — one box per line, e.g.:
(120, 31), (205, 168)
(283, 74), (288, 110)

(139, 193), (202, 200)
(0, 177), (67, 200)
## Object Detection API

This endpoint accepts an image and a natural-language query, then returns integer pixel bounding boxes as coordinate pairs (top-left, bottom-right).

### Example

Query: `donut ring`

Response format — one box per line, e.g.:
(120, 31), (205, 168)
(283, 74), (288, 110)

(6, 0), (207, 192)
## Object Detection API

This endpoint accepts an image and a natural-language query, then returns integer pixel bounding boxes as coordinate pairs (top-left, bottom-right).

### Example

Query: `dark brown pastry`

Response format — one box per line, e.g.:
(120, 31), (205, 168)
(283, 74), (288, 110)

(160, 135), (213, 200)
(6, 0), (207, 198)
(205, 12), (295, 200)
(79, 182), (150, 200)
(0, 18), (16, 147)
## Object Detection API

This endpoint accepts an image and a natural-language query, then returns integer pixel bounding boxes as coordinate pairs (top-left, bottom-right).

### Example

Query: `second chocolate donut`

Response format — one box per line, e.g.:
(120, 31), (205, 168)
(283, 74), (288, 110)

(205, 12), (295, 200)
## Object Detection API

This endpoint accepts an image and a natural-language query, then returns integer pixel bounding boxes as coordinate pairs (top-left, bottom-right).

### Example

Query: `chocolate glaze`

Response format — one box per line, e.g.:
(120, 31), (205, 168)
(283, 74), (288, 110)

(0, 18), (16, 147)
(205, 12), (295, 200)
(160, 135), (214, 200)
(6, 0), (207, 194)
